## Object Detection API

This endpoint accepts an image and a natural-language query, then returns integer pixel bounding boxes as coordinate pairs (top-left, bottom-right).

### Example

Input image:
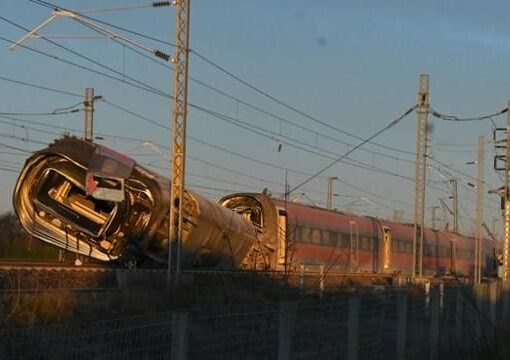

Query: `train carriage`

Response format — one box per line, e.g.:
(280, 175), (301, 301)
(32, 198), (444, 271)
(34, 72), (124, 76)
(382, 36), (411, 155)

(221, 192), (498, 277)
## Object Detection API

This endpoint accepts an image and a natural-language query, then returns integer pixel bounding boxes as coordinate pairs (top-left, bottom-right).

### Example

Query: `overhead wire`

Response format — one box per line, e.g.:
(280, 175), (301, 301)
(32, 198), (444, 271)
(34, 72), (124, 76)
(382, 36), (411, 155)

(28, 0), (418, 157)
(0, 34), (168, 99)
(0, 74), (83, 98)
(29, 0), (177, 47)
(0, 16), (169, 98)
(17, 0), (504, 220)
(286, 106), (417, 195)
(431, 107), (508, 122)
(0, 109), (80, 116)
(55, 8), (421, 168)
(74, 2), (173, 14)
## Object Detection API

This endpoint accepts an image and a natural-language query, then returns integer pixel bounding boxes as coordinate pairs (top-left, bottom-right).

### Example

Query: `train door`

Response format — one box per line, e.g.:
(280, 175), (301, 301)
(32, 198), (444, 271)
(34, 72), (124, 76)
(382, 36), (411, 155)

(382, 226), (392, 272)
(349, 220), (359, 272)
(277, 209), (288, 270)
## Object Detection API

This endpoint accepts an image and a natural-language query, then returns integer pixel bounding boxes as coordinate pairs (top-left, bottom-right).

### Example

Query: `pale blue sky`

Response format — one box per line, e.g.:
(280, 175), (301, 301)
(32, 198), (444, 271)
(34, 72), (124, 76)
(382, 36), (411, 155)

(0, 0), (509, 236)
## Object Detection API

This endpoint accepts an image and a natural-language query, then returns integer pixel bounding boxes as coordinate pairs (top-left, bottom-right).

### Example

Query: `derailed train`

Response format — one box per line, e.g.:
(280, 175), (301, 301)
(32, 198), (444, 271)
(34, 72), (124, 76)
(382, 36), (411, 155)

(14, 136), (498, 277)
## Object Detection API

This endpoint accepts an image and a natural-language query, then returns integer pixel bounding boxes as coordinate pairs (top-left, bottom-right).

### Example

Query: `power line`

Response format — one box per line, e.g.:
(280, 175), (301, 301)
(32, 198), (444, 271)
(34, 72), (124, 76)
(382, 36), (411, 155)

(287, 106), (417, 195)
(0, 74), (83, 97)
(49, 7), (420, 167)
(29, 0), (176, 47)
(0, 109), (80, 116)
(431, 107), (508, 122)
(74, 2), (173, 14)
(0, 15), (169, 98)
(0, 35), (167, 99)
(29, 0), (417, 157)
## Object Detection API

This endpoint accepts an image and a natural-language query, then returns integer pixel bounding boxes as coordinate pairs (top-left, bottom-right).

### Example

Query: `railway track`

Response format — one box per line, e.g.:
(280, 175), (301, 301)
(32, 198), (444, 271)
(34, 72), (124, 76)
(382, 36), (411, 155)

(0, 260), (453, 283)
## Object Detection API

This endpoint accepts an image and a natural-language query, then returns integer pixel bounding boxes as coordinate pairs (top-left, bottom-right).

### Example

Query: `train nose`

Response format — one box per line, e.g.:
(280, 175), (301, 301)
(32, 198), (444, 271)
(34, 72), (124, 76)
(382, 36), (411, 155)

(14, 155), (124, 261)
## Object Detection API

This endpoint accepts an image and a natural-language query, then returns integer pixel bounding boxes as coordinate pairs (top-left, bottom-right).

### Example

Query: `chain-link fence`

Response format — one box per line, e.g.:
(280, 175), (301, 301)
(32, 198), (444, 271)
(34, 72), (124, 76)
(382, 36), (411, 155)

(1, 282), (509, 360)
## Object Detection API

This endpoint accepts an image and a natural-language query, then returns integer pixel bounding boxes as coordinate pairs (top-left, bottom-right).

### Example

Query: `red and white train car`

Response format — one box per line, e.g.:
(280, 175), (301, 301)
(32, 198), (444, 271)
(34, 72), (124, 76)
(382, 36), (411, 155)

(221, 193), (498, 277)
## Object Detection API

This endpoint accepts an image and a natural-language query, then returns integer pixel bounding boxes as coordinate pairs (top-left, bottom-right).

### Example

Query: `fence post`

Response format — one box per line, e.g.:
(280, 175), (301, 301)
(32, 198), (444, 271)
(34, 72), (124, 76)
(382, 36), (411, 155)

(300, 265), (305, 291)
(396, 293), (407, 360)
(502, 281), (510, 330)
(455, 287), (464, 347)
(347, 297), (360, 360)
(429, 286), (439, 360)
(319, 265), (324, 297)
(489, 282), (498, 328)
(171, 311), (189, 360)
(474, 284), (484, 340)
(278, 302), (296, 360)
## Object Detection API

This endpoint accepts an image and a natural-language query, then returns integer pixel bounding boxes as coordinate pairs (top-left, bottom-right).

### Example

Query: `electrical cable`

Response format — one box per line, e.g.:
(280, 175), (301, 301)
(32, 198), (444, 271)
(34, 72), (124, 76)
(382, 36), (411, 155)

(0, 109), (80, 116)
(0, 16), (169, 98)
(74, 2), (172, 14)
(431, 107), (508, 122)
(29, 0), (417, 157)
(0, 74), (83, 98)
(286, 105), (417, 195)
(29, 0), (176, 47)
(0, 35), (168, 99)
(92, 29), (418, 165)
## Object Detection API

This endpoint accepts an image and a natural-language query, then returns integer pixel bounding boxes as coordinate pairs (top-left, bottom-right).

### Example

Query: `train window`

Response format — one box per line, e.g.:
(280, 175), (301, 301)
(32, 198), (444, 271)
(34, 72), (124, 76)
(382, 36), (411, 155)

(329, 231), (338, 246)
(401, 240), (407, 253)
(361, 237), (369, 250)
(438, 246), (447, 258)
(300, 226), (310, 243)
(395, 240), (402, 253)
(340, 233), (349, 248)
(403, 241), (410, 254)
(322, 230), (330, 246)
(311, 229), (321, 244)
(38, 169), (116, 237)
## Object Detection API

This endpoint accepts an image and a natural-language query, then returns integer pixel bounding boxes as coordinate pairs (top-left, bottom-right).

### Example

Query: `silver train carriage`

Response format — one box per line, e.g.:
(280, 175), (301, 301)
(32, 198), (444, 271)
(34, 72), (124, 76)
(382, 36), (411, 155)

(13, 136), (257, 267)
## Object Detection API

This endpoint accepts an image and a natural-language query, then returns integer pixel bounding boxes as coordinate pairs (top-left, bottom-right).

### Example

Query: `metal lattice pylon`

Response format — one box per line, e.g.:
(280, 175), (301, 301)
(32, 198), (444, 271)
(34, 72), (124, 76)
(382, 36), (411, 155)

(413, 74), (429, 277)
(504, 101), (510, 280)
(168, 0), (191, 285)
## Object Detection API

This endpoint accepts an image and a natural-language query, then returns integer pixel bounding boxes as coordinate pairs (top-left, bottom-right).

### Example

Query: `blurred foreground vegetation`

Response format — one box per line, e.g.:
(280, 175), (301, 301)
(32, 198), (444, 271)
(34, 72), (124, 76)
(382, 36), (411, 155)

(0, 211), (58, 260)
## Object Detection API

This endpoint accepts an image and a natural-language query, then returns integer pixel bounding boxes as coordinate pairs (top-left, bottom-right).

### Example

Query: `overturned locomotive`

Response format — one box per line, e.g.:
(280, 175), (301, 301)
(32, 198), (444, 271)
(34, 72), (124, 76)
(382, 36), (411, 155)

(13, 136), (257, 267)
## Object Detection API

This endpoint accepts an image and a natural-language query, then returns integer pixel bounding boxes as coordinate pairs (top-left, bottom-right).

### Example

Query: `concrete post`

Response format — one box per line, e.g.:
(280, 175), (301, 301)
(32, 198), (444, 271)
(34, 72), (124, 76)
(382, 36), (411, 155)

(171, 312), (189, 360)
(429, 287), (439, 360)
(455, 288), (464, 346)
(300, 264), (305, 291)
(348, 297), (360, 360)
(502, 281), (510, 330)
(474, 284), (484, 339)
(278, 302), (296, 360)
(319, 265), (325, 297)
(396, 293), (407, 360)
(489, 282), (498, 327)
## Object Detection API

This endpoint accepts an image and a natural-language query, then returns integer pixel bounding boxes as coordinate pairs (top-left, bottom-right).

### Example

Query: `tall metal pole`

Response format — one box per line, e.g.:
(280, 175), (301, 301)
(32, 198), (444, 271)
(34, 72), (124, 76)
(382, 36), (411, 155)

(474, 136), (485, 284)
(84, 88), (94, 142)
(167, 0), (191, 286)
(413, 74), (429, 278)
(450, 178), (459, 233)
(504, 101), (510, 280)
(327, 176), (337, 209)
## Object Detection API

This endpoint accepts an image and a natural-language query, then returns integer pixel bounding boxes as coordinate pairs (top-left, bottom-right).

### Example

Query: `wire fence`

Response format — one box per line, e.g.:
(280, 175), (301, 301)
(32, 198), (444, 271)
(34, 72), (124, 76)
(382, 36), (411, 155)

(1, 282), (510, 359)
